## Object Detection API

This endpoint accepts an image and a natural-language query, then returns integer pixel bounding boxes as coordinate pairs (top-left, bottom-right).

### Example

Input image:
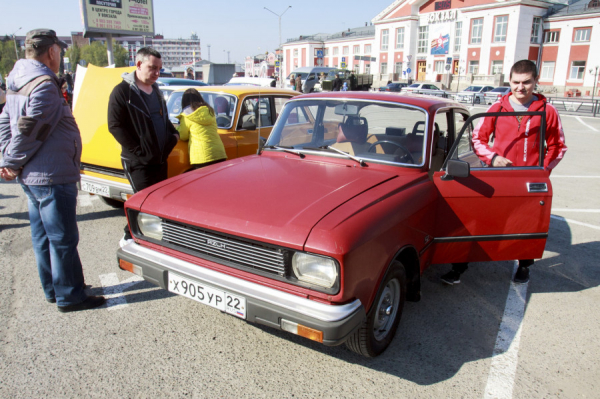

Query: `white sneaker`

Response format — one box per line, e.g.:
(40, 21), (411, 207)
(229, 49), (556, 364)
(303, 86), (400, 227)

(119, 234), (134, 248)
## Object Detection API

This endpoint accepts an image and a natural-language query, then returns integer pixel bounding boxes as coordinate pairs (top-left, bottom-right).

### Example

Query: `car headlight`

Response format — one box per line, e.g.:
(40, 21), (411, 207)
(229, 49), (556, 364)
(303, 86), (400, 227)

(137, 213), (163, 240)
(292, 253), (338, 288)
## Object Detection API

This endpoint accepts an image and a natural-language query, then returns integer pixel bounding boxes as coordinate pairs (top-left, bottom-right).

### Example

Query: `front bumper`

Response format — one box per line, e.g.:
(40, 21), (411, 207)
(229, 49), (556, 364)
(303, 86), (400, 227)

(117, 243), (366, 346)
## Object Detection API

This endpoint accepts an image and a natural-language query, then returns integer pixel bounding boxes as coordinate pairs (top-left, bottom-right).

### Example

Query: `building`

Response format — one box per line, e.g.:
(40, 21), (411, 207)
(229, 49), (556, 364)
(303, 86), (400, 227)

(244, 52), (277, 77)
(281, 0), (600, 94)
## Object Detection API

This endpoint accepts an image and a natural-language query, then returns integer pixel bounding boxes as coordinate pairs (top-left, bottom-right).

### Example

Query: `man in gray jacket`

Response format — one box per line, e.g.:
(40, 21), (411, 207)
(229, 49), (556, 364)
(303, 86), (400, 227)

(0, 29), (105, 312)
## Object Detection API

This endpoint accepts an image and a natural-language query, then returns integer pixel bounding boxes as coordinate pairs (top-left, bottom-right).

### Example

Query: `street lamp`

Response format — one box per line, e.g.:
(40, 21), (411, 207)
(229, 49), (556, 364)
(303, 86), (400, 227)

(223, 50), (230, 64)
(12, 27), (22, 60)
(264, 6), (292, 87)
(589, 66), (599, 102)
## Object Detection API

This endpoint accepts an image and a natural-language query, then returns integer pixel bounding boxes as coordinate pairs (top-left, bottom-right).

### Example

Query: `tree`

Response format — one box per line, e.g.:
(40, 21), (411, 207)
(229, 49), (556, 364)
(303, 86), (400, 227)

(77, 40), (129, 68)
(0, 36), (22, 79)
(64, 42), (81, 72)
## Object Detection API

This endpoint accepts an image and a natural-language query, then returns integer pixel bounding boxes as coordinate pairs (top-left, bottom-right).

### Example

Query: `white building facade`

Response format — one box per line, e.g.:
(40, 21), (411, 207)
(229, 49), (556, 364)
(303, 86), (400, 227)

(281, 0), (600, 93)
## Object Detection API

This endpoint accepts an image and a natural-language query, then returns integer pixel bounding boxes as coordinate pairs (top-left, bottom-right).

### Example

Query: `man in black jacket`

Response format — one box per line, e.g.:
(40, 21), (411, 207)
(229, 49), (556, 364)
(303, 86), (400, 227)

(332, 73), (342, 91)
(107, 47), (179, 246)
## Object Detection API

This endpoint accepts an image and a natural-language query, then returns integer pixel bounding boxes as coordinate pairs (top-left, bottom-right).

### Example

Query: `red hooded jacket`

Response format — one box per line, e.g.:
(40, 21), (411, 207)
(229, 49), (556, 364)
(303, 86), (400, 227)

(472, 93), (567, 170)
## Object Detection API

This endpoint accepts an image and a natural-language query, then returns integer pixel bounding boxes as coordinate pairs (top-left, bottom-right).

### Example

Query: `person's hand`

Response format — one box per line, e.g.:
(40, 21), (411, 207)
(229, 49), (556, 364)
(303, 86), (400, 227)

(492, 155), (513, 167)
(0, 167), (20, 181)
(174, 133), (180, 141)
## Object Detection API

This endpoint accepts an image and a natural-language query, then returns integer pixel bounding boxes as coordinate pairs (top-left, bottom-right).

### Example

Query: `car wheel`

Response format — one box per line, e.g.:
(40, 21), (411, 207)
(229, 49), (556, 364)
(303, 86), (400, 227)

(99, 196), (125, 208)
(475, 96), (481, 104)
(345, 261), (406, 357)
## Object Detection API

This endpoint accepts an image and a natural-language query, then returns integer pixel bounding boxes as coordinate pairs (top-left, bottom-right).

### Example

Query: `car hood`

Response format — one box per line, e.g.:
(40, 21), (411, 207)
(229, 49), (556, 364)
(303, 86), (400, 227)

(139, 155), (397, 249)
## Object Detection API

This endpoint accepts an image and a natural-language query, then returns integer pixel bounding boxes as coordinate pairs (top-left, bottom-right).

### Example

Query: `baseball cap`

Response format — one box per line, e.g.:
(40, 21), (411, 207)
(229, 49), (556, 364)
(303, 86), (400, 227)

(25, 29), (68, 50)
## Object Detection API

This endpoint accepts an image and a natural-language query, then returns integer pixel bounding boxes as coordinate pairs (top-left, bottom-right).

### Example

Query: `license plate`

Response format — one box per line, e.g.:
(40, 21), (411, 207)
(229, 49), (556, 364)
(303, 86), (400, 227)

(81, 181), (110, 197)
(168, 272), (246, 319)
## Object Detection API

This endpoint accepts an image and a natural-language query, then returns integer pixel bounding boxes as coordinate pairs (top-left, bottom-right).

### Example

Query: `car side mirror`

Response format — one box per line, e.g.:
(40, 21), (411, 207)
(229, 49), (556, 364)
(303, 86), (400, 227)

(442, 159), (470, 180)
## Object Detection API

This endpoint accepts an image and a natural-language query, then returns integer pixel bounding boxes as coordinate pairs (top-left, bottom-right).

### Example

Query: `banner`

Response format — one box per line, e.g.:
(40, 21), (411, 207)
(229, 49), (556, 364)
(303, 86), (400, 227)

(80, 0), (155, 36)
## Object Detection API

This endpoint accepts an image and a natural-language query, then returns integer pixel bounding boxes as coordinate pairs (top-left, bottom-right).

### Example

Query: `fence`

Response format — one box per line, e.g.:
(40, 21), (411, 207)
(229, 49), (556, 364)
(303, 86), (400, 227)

(547, 97), (600, 117)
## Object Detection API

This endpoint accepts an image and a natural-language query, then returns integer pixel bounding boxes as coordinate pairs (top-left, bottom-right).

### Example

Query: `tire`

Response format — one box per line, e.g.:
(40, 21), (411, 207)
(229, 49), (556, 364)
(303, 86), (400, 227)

(475, 97), (481, 104)
(99, 196), (125, 208)
(345, 261), (406, 357)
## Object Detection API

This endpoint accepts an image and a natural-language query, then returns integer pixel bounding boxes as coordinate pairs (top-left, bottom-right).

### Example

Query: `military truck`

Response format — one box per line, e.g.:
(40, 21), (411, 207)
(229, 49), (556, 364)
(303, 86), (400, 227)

(319, 69), (373, 91)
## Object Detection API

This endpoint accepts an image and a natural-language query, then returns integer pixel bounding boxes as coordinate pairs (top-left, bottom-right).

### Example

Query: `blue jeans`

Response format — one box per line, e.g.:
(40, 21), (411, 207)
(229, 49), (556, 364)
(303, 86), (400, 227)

(21, 183), (86, 306)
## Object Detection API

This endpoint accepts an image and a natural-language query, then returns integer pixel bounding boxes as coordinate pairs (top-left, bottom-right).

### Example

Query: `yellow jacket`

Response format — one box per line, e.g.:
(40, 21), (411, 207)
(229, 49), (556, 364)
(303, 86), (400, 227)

(177, 106), (227, 165)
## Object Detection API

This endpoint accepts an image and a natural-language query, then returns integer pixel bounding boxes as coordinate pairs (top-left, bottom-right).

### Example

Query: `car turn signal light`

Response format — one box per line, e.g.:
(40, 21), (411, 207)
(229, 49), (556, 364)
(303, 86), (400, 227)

(119, 259), (142, 276)
(281, 319), (323, 343)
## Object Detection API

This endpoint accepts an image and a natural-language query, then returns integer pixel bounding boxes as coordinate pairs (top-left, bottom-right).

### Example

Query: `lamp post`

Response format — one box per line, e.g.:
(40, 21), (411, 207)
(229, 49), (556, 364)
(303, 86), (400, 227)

(12, 27), (22, 60)
(589, 66), (600, 116)
(264, 6), (291, 87)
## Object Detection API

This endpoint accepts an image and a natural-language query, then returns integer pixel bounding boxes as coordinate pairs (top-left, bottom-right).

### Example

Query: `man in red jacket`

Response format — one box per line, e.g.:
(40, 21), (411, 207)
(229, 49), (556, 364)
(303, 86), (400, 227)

(441, 59), (567, 286)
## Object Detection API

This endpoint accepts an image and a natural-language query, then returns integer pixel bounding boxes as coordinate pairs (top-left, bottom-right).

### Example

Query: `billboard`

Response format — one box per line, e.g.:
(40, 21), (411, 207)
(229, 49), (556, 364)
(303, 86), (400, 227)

(80, 0), (155, 36)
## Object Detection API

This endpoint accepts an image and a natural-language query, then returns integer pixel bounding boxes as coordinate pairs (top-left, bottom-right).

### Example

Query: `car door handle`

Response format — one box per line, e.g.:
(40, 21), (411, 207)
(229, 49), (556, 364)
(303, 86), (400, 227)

(527, 182), (548, 192)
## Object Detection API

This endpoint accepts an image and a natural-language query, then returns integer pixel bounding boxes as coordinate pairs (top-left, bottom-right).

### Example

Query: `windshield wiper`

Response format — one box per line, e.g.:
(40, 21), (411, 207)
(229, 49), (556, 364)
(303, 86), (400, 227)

(306, 145), (368, 167)
(263, 145), (305, 158)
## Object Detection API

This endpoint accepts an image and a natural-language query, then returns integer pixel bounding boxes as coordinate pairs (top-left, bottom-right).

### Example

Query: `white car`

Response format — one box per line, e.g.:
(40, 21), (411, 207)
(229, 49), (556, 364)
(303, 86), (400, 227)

(455, 86), (494, 104)
(484, 87), (512, 104)
(401, 83), (450, 98)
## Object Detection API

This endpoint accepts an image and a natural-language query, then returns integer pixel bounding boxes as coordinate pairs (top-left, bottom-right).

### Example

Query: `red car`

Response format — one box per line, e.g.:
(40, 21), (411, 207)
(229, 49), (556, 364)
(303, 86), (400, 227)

(117, 92), (552, 357)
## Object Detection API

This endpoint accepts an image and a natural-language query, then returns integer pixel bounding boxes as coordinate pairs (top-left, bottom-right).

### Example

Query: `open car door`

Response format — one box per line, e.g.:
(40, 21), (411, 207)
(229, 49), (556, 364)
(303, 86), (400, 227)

(430, 110), (552, 264)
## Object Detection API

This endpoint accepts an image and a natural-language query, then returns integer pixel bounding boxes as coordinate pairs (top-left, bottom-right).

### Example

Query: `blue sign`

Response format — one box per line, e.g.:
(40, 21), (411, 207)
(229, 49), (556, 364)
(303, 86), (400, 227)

(129, 61), (135, 66)
(342, 57), (346, 63)
(407, 68), (412, 74)
(317, 50), (324, 58)
(431, 34), (450, 55)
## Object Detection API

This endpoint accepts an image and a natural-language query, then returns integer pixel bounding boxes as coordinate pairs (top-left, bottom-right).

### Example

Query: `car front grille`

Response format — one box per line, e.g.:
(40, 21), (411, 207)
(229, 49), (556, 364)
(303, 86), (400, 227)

(80, 163), (126, 179)
(162, 220), (287, 276)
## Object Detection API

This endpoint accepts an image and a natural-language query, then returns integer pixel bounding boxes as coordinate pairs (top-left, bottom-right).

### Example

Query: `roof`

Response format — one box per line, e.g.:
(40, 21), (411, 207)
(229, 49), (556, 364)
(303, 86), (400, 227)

(290, 91), (467, 112)
(164, 86), (299, 97)
(546, 0), (600, 17)
(285, 25), (375, 44)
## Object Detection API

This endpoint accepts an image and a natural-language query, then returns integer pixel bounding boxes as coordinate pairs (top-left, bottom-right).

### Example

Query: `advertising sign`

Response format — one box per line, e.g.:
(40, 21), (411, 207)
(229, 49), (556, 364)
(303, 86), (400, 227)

(80, 0), (155, 36)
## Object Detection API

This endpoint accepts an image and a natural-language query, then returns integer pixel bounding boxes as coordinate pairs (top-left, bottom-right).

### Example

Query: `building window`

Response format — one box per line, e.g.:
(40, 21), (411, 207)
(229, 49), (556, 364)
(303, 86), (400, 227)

(324, 48), (329, 56)
(544, 31), (560, 43)
(491, 60), (503, 74)
(470, 18), (483, 44)
(434, 61), (444, 73)
(469, 60), (479, 74)
(417, 26), (429, 54)
(354, 64), (360, 73)
(531, 17), (542, 43)
(353, 45), (360, 54)
(574, 28), (591, 42)
(333, 47), (339, 55)
(343, 46), (349, 55)
(454, 21), (462, 52)
(541, 61), (555, 80)
(494, 16), (508, 43)
(294, 49), (298, 57)
(395, 62), (403, 74)
(365, 64), (371, 74)
(570, 61), (586, 80)
(364, 44), (372, 54)
(382, 29), (389, 51)
(396, 27), (405, 49)
(381, 62), (388, 74)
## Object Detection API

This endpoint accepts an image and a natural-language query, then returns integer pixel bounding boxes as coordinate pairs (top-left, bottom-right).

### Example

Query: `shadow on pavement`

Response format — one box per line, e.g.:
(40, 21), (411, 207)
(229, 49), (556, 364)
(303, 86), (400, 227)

(76, 208), (124, 222)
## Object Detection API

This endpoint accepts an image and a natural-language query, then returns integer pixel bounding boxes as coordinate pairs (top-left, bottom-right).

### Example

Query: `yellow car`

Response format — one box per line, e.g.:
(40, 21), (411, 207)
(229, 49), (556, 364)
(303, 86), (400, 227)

(74, 65), (298, 207)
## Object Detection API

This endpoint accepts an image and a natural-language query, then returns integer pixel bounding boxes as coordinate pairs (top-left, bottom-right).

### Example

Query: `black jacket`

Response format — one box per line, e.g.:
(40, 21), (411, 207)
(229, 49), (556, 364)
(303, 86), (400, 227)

(107, 72), (178, 166)
(332, 77), (342, 91)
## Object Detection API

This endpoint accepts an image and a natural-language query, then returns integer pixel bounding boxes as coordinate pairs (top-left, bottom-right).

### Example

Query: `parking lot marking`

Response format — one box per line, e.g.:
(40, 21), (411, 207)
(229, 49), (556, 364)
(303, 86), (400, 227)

(484, 261), (528, 399)
(551, 175), (600, 178)
(99, 272), (144, 311)
(575, 116), (599, 132)
(551, 215), (600, 231)
(77, 193), (94, 207)
(552, 208), (600, 213)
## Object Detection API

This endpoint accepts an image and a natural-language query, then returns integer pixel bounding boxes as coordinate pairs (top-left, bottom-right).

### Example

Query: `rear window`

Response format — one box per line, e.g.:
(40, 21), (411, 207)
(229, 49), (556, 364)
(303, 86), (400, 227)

(490, 87), (509, 92)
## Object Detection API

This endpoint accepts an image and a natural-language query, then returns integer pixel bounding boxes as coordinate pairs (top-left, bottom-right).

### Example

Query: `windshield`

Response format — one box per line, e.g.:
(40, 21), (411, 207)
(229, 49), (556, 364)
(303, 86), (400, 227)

(408, 84), (420, 88)
(464, 86), (482, 92)
(266, 99), (428, 167)
(166, 91), (237, 129)
(491, 87), (509, 92)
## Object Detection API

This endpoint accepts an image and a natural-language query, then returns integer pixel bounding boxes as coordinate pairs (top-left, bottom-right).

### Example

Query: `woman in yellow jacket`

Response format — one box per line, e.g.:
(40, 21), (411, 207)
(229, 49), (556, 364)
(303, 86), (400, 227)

(177, 89), (227, 170)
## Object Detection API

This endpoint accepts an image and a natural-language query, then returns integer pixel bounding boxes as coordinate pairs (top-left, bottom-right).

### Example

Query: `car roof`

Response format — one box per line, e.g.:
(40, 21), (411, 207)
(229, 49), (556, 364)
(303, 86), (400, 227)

(293, 91), (468, 113)
(157, 78), (207, 86)
(165, 86), (299, 96)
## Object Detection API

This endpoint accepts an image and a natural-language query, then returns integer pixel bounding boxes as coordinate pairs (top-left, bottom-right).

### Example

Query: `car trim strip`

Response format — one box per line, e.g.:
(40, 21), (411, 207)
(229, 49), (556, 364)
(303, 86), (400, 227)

(120, 242), (362, 322)
(433, 232), (548, 243)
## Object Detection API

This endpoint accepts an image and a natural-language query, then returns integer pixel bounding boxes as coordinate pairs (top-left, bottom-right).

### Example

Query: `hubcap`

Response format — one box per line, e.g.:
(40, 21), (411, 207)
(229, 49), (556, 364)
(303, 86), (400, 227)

(373, 278), (401, 341)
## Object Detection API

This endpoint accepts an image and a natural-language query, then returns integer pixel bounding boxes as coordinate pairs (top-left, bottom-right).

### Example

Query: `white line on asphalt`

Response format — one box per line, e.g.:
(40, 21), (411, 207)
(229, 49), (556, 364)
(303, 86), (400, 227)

(552, 209), (600, 213)
(99, 272), (144, 310)
(484, 261), (528, 399)
(575, 116), (599, 132)
(551, 175), (600, 178)
(77, 193), (94, 207)
(550, 215), (600, 231)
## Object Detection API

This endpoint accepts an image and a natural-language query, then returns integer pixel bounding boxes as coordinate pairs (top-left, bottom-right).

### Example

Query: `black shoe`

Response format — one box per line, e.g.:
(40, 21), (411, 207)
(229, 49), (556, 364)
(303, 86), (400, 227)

(441, 270), (461, 285)
(46, 297), (56, 304)
(57, 296), (106, 313)
(513, 266), (530, 284)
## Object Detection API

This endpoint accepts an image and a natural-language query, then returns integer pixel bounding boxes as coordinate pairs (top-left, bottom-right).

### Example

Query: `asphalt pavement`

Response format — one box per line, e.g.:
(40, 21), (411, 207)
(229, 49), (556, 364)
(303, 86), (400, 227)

(0, 110), (598, 398)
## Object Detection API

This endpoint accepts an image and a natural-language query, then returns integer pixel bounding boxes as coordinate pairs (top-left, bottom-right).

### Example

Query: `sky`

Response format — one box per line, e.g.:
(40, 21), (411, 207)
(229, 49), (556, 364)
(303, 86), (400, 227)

(1, 0), (397, 64)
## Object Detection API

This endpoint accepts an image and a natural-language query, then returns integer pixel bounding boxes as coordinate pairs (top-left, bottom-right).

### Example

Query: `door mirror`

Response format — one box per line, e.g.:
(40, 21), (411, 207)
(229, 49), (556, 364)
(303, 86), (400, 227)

(442, 159), (470, 180)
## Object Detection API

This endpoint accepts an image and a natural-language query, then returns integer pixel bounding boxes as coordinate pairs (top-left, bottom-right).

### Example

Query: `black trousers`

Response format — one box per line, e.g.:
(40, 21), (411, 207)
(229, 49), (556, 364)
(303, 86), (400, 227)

(122, 159), (168, 237)
(452, 259), (534, 275)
